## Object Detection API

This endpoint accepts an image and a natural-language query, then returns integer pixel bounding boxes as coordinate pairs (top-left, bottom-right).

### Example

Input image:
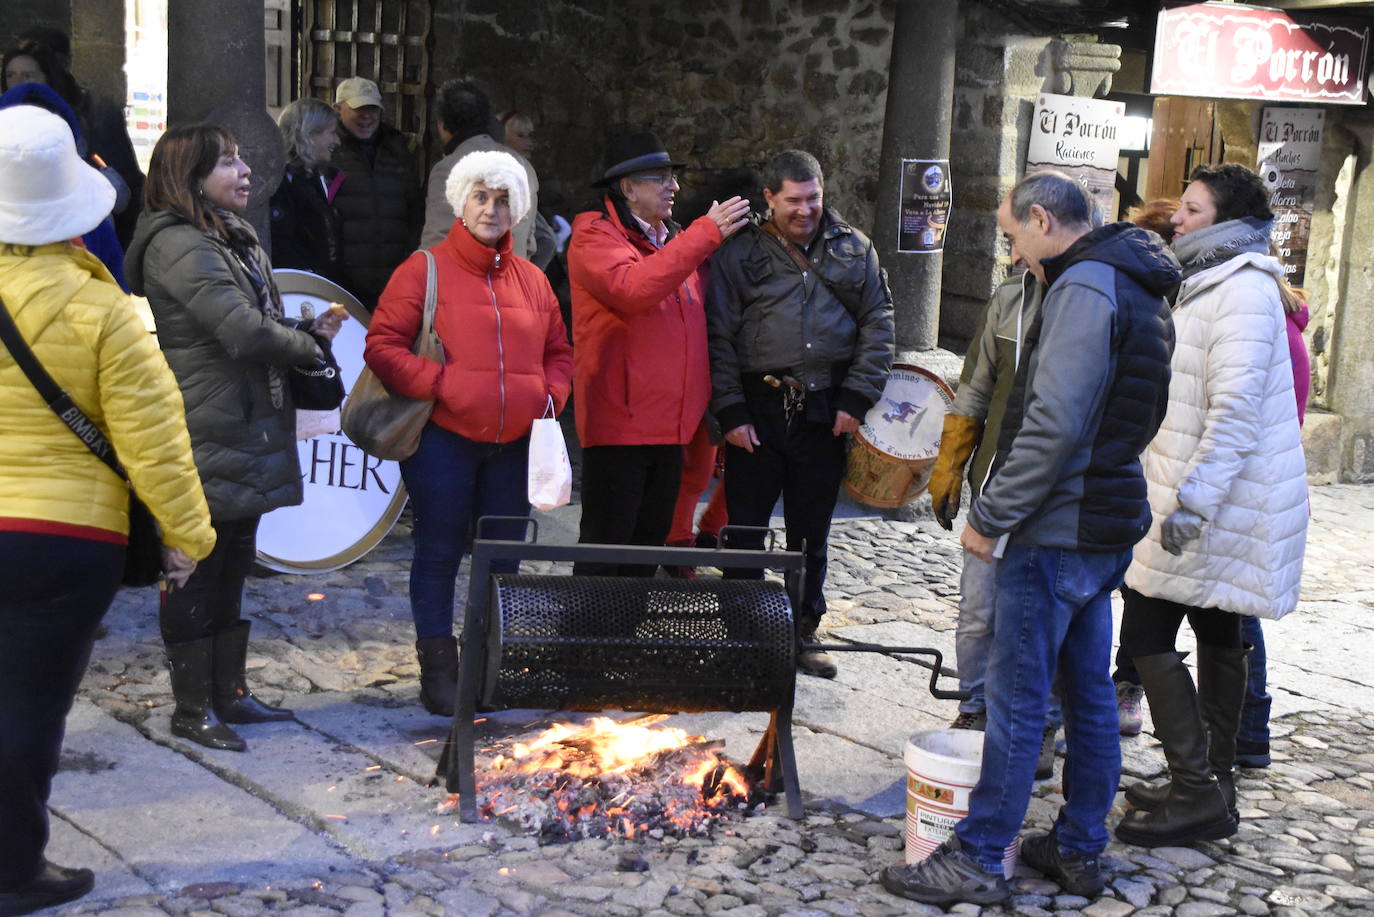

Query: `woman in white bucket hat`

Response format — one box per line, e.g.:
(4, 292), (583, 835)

(0, 106), (215, 916)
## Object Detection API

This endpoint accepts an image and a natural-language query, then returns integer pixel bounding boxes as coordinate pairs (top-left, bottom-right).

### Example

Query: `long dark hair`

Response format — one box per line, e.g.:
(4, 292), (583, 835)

(144, 124), (239, 239)
(1, 40), (82, 110)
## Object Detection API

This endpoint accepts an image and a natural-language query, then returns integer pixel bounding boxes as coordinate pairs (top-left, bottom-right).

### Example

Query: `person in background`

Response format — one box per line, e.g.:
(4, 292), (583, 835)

(707, 150), (894, 679)
(0, 82), (129, 291)
(569, 131), (750, 578)
(1115, 164), (1307, 848)
(126, 124), (346, 753)
(270, 97), (345, 285)
(925, 255), (1061, 780)
(365, 151), (572, 717)
(7, 30), (144, 248)
(1111, 197), (1181, 736)
(330, 77), (421, 310)
(498, 110), (536, 158)
(420, 80), (539, 261)
(1232, 270), (1309, 769)
(0, 106), (212, 916)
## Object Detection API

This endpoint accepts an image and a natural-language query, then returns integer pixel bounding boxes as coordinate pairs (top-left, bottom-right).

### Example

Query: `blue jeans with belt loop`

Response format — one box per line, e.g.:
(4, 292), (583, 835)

(400, 424), (530, 639)
(955, 543), (1131, 872)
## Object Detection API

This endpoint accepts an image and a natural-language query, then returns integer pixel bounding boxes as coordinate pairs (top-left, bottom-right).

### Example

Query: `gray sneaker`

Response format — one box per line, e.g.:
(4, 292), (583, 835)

(1036, 724), (1058, 780)
(879, 838), (1010, 906)
(950, 710), (987, 731)
(1020, 830), (1106, 897)
(1117, 681), (1145, 736)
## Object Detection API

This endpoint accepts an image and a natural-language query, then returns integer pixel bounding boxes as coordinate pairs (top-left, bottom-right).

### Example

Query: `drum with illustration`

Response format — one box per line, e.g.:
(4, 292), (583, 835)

(842, 363), (955, 509)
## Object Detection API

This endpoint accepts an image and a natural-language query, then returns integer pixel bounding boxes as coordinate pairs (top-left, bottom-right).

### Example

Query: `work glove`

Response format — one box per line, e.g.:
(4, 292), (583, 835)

(1160, 507), (1204, 555)
(927, 412), (984, 531)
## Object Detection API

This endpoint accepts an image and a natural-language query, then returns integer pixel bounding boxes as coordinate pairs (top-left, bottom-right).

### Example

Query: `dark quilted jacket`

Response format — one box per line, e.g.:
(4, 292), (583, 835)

(126, 209), (320, 521)
(969, 223), (1177, 552)
(329, 124), (422, 309)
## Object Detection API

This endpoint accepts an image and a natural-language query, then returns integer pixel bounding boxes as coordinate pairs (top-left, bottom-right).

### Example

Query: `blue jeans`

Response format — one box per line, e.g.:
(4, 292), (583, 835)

(955, 551), (1062, 729)
(1238, 615), (1270, 748)
(400, 424), (530, 639)
(955, 544), (1131, 872)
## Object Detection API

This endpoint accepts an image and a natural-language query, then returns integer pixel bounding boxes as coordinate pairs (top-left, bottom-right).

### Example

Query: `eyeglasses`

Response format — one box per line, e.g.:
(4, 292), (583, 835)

(629, 171), (680, 187)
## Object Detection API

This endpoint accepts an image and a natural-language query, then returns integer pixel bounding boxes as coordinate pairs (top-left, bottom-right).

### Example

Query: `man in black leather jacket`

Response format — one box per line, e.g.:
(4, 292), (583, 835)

(706, 149), (894, 678)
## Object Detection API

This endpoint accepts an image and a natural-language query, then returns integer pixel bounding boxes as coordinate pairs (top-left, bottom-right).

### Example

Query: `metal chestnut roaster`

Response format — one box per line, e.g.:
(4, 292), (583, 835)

(439, 518), (964, 821)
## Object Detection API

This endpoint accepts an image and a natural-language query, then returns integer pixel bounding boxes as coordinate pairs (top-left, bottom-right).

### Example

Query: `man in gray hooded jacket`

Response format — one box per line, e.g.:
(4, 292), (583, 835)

(881, 170), (1176, 907)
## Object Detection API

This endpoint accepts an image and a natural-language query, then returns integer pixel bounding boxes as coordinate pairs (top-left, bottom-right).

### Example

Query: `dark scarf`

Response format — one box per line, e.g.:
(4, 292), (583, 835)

(212, 206), (288, 408)
(1172, 216), (1273, 280)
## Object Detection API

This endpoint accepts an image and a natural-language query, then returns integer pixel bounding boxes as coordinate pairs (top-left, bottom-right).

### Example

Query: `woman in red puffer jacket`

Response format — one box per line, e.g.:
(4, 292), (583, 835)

(364, 150), (572, 717)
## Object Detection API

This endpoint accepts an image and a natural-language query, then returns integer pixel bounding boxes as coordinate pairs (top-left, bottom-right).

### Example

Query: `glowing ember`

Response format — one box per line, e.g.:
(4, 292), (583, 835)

(306, 593), (325, 601)
(460, 716), (761, 842)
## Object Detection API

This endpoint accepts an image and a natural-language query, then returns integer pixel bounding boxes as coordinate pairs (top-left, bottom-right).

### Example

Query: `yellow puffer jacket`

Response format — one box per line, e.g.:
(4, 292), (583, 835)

(0, 243), (215, 560)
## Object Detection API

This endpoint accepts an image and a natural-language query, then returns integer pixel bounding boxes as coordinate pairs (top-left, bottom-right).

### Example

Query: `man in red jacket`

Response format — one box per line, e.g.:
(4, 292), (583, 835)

(568, 132), (750, 575)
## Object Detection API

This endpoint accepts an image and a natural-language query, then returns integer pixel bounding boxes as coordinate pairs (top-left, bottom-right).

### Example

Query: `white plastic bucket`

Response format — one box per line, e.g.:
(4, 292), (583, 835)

(904, 728), (1018, 879)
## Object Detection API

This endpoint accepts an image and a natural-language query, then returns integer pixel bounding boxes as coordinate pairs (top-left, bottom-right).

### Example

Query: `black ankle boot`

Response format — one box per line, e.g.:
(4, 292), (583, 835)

(1114, 652), (1235, 847)
(0, 861), (94, 916)
(166, 637), (247, 752)
(416, 635), (459, 716)
(212, 621), (293, 723)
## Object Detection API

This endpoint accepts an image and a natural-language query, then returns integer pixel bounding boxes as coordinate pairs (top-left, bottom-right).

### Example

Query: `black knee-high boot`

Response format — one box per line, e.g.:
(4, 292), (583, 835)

(166, 637), (246, 752)
(213, 620), (293, 723)
(1115, 652), (1236, 847)
(1124, 644), (1248, 822)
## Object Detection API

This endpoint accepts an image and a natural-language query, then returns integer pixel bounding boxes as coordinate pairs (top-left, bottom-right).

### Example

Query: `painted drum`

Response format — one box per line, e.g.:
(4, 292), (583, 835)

(256, 269), (408, 573)
(842, 363), (955, 509)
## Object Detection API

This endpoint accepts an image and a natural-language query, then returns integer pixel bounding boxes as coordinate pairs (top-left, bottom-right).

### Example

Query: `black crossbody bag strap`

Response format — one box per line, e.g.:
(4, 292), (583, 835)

(0, 295), (128, 481)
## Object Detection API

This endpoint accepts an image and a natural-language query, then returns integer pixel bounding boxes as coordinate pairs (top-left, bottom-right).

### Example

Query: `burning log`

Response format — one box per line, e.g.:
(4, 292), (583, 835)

(464, 717), (766, 843)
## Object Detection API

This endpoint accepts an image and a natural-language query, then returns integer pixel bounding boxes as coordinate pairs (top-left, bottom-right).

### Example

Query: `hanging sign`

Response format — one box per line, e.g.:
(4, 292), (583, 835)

(1025, 94), (1124, 219)
(1257, 108), (1323, 288)
(1152, 2), (1371, 105)
(897, 159), (951, 254)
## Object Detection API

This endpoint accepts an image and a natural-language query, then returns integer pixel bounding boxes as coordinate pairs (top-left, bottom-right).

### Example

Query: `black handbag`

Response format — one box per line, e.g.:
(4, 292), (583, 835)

(290, 334), (346, 410)
(0, 296), (164, 586)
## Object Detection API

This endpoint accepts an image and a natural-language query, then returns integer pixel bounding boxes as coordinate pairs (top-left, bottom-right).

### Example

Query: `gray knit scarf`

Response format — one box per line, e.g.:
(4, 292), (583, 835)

(1172, 216), (1273, 280)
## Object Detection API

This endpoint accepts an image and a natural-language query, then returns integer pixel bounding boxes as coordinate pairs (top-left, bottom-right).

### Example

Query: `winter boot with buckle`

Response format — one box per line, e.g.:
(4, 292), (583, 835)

(213, 620), (293, 723)
(1115, 652), (1236, 847)
(166, 636), (247, 752)
(416, 635), (460, 716)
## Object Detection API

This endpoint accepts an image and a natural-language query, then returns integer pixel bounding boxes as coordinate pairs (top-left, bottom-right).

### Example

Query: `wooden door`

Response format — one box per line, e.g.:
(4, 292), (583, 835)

(1145, 97), (1223, 201)
(300, 0), (431, 148)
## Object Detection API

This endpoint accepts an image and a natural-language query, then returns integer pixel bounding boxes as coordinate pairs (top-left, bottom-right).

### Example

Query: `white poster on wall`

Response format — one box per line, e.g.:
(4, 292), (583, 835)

(1257, 107), (1323, 287)
(1025, 94), (1125, 220)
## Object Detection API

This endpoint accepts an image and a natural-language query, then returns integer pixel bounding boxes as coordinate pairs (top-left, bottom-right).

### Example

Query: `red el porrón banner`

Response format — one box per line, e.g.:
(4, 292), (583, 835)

(1152, 2), (1371, 106)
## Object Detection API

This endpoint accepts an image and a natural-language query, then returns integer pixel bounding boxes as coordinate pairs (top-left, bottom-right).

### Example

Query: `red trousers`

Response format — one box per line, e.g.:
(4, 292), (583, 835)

(668, 420), (727, 544)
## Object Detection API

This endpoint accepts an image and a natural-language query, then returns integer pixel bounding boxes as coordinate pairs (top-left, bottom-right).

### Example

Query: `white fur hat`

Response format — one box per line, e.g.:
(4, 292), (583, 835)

(445, 149), (530, 229)
(0, 106), (116, 246)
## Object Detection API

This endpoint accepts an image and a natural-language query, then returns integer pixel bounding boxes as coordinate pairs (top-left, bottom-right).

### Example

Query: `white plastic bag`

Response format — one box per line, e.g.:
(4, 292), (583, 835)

(528, 396), (571, 511)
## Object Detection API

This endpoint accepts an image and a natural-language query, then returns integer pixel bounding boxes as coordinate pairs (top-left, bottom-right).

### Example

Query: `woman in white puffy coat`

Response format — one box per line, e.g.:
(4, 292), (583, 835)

(1114, 164), (1307, 850)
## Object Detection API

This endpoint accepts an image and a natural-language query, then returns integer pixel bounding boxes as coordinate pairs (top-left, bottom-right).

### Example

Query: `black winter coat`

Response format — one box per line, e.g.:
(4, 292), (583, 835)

(269, 159), (346, 285)
(329, 124), (422, 309)
(126, 209), (320, 521)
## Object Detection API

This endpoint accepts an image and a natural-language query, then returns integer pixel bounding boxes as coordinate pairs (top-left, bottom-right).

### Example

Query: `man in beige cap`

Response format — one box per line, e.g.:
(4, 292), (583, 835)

(330, 76), (421, 310)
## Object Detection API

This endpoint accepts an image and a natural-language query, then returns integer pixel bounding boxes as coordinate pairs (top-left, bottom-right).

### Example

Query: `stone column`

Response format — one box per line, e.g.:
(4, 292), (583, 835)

(872, 0), (958, 355)
(1044, 35), (1121, 99)
(167, 0), (283, 245)
(1327, 134), (1374, 482)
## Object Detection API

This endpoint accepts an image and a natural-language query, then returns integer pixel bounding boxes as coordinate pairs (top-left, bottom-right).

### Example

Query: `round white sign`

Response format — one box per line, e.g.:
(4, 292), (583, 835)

(256, 270), (407, 572)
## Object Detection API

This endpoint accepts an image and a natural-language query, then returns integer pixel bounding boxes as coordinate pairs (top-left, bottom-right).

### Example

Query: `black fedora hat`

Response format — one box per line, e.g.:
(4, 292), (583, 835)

(592, 131), (686, 187)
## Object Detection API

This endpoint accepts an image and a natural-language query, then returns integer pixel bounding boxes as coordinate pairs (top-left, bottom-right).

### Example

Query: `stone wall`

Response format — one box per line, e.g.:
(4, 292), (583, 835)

(939, 1), (1054, 345)
(427, 0), (894, 228)
(3, 0), (127, 103)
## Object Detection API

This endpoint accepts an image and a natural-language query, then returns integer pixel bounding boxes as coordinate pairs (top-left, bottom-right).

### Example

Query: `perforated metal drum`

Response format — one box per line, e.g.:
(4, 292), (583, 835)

(482, 575), (796, 713)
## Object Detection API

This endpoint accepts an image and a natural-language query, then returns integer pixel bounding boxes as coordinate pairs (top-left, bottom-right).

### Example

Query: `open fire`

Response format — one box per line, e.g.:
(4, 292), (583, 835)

(439, 715), (763, 842)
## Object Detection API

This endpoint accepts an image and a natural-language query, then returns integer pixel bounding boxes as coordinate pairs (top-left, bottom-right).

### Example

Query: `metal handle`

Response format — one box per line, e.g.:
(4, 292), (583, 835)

(474, 515), (539, 543)
(801, 642), (969, 700)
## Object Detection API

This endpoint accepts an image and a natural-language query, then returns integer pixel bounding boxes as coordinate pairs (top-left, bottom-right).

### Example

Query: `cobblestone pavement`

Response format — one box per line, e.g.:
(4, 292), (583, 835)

(42, 484), (1374, 915)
